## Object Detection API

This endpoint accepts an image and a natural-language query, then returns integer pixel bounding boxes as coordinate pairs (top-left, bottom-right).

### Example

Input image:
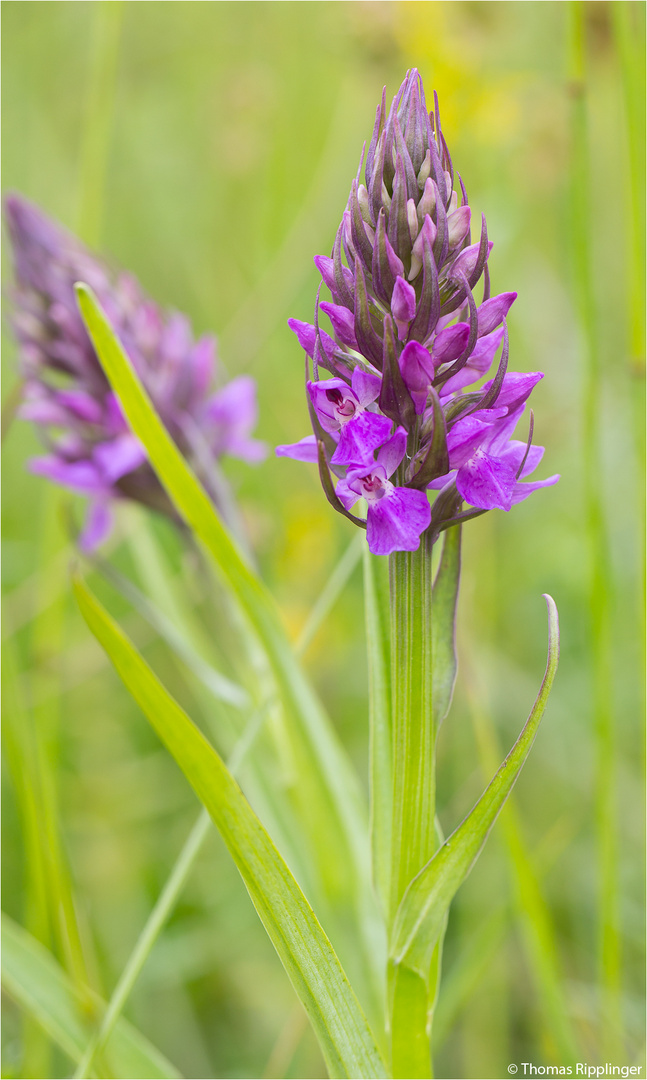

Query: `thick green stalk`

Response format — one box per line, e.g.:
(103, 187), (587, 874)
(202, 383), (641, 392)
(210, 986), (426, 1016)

(364, 547), (392, 916)
(385, 527), (461, 1078)
(389, 963), (432, 1080)
(388, 532), (435, 1079)
(389, 534), (436, 919)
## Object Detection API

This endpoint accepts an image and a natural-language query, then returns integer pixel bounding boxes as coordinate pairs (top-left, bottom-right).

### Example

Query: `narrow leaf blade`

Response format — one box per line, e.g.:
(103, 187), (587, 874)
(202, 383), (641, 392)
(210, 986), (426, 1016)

(74, 283), (374, 965)
(72, 573), (388, 1080)
(391, 594), (559, 977)
(1, 913), (181, 1079)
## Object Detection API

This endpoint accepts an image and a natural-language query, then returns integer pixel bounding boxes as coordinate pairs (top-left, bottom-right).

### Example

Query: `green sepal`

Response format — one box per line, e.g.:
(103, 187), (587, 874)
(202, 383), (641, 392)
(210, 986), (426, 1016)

(317, 440), (367, 529)
(378, 314), (416, 429)
(407, 386), (448, 488)
(408, 227), (440, 344)
(387, 155), (412, 265)
(350, 179), (375, 271)
(354, 256), (385, 369)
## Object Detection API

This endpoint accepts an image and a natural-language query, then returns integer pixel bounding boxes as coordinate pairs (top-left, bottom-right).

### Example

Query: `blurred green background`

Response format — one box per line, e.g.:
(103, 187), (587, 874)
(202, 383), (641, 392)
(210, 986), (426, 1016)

(2, 2), (644, 1078)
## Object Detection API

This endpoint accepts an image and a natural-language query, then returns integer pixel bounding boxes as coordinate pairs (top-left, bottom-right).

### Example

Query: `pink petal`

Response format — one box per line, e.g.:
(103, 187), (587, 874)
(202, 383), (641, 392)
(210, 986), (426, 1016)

(366, 487), (431, 556)
(376, 426), (408, 478)
(331, 412), (392, 466)
(319, 301), (357, 347)
(511, 473), (560, 504)
(29, 455), (105, 494)
(477, 292), (517, 336)
(432, 323), (470, 363)
(93, 435), (146, 483)
(446, 205), (471, 248)
(78, 500), (114, 552)
(456, 450), (517, 511)
(275, 435), (320, 463)
(440, 327), (504, 396)
(399, 341), (435, 414)
(351, 368), (382, 407)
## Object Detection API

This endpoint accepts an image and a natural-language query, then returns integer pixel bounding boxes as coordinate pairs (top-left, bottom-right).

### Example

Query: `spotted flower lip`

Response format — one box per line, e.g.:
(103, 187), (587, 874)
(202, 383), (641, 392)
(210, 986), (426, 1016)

(277, 69), (558, 552)
(307, 368), (392, 466)
(335, 429), (432, 556)
(429, 406), (560, 512)
(6, 194), (266, 549)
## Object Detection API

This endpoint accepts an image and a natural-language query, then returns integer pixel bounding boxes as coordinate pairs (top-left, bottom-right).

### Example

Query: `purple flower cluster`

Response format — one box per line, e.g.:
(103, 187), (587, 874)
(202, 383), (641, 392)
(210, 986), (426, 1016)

(277, 71), (558, 556)
(6, 195), (265, 550)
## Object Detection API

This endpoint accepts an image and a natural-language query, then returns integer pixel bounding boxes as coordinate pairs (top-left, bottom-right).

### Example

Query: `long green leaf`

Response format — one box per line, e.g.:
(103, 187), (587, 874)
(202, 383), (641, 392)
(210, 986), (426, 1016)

(390, 594), (559, 979)
(468, 684), (580, 1061)
(75, 282), (371, 921)
(92, 552), (250, 709)
(1, 912), (181, 1079)
(72, 572), (388, 1080)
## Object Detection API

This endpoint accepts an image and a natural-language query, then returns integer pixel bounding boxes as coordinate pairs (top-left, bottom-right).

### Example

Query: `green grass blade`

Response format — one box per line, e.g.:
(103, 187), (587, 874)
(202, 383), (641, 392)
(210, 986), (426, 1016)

(92, 553), (250, 709)
(363, 547), (392, 916)
(76, 0), (123, 246)
(468, 692), (580, 1060)
(612, 1), (646, 376)
(75, 282), (370, 913)
(296, 532), (364, 656)
(1, 912), (181, 1079)
(567, 4), (622, 1054)
(74, 695), (271, 1080)
(73, 809), (212, 1079)
(72, 572), (388, 1080)
(391, 595), (559, 979)
(432, 908), (509, 1049)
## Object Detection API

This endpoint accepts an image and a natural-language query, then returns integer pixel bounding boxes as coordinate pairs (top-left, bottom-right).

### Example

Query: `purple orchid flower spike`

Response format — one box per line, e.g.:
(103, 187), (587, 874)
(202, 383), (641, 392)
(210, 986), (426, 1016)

(277, 70), (558, 553)
(6, 194), (266, 549)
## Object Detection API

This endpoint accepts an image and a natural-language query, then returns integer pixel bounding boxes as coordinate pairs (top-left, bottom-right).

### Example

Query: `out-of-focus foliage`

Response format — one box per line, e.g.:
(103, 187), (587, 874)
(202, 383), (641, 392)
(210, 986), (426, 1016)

(2, 3), (644, 1078)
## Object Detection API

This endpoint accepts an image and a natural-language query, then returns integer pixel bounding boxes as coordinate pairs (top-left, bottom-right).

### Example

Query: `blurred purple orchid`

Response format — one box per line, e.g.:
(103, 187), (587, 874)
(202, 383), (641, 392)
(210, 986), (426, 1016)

(5, 194), (265, 550)
(277, 69), (558, 554)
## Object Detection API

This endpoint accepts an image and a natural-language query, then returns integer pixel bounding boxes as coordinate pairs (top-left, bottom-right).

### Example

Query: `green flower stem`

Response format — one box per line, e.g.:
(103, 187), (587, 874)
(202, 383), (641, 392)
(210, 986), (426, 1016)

(389, 535), (436, 920)
(389, 962), (432, 1080)
(388, 531), (436, 1079)
(364, 547), (392, 917)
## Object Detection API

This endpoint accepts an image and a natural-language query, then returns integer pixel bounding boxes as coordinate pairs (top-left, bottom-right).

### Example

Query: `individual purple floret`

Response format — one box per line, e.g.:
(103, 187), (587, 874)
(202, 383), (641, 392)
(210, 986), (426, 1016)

(277, 70), (558, 555)
(336, 428), (431, 556)
(6, 195), (265, 550)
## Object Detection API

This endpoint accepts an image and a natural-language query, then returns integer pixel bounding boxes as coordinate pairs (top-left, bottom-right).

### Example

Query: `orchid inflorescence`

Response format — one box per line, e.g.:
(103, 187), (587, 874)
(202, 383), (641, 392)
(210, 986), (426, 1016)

(277, 69), (558, 555)
(5, 195), (265, 551)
